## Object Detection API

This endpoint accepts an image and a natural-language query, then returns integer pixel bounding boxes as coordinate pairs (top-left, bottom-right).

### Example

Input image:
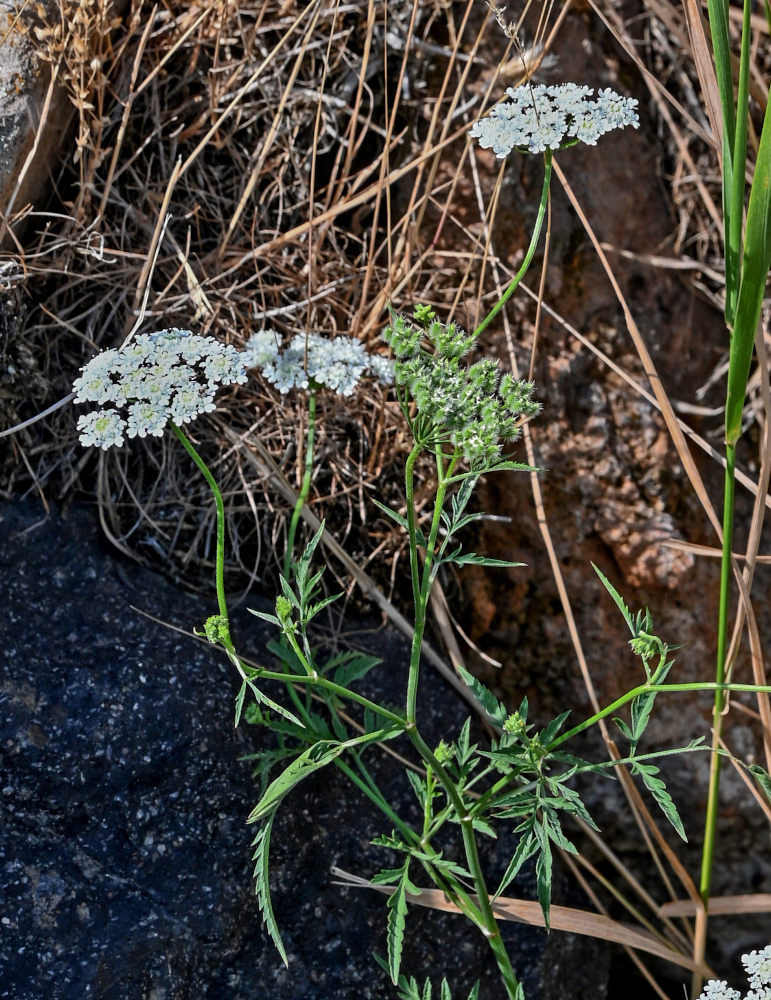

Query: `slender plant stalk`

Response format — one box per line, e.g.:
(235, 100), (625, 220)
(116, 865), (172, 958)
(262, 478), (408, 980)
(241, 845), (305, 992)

(699, 443), (736, 904)
(252, 663), (406, 726)
(473, 150), (553, 340)
(405, 447), (458, 724)
(405, 725), (523, 999)
(170, 421), (231, 642)
(402, 442), (522, 998)
(284, 388), (318, 580)
(694, 3), (771, 977)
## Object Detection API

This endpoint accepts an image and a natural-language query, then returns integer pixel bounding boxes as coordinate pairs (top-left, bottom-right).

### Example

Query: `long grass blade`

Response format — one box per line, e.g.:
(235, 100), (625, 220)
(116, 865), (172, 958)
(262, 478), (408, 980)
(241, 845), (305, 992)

(725, 99), (771, 445)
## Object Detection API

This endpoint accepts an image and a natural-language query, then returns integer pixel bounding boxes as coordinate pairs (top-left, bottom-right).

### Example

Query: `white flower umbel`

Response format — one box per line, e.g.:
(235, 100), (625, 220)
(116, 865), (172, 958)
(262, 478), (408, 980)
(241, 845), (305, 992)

(744, 947), (771, 992)
(243, 331), (394, 396)
(698, 983), (742, 1000)
(697, 947), (771, 1000)
(469, 82), (639, 158)
(241, 329), (282, 369)
(73, 328), (247, 450)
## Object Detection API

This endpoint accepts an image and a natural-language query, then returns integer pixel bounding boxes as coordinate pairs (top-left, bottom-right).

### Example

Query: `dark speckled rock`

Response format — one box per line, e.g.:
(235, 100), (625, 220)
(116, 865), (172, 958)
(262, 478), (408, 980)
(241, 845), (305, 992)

(0, 500), (609, 999)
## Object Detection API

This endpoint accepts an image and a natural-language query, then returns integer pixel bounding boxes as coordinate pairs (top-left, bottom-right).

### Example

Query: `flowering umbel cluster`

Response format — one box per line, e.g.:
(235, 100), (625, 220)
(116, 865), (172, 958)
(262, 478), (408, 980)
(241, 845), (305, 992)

(470, 83), (639, 157)
(382, 306), (540, 467)
(698, 946), (771, 1000)
(242, 330), (394, 397)
(73, 329), (247, 450)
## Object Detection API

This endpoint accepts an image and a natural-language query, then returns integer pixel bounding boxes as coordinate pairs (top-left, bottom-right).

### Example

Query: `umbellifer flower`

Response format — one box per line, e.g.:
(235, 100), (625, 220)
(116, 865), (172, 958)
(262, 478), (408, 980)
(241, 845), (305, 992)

(242, 331), (395, 396)
(697, 946), (771, 1000)
(73, 328), (247, 450)
(381, 306), (540, 467)
(469, 82), (639, 158)
(744, 946), (771, 992)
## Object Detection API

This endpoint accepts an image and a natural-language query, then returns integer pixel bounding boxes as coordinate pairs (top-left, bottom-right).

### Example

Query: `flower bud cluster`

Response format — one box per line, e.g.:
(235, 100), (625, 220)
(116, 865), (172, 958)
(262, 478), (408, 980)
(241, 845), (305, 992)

(698, 946), (771, 1000)
(382, 308), (540, 467)
(73, 329), (247, 450)
(242, 329), (394, 397)
(470, 82), (639, 158)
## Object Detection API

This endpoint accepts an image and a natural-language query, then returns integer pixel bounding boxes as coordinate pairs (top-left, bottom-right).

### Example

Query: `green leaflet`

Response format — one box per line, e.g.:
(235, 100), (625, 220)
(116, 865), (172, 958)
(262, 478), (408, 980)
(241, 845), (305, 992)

(494, 827), (539, 899)
(247, 731), (396, 825)
(456, 663), (509, 726)
(383, 859), (420, 983)
(372, 956), (481, 1000)
(592, 564), (635, 635)
(631, 760), (687, 841)
(252, 814), (287, 965)
(749, 763), (771, 805)
(534, 820), (553, 930)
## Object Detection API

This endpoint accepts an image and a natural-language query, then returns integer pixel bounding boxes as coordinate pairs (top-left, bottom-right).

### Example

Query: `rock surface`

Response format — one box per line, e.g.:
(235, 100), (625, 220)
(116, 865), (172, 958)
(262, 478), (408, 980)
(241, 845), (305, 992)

(0, 500), (609, 999)
(0, 2), (73, 242)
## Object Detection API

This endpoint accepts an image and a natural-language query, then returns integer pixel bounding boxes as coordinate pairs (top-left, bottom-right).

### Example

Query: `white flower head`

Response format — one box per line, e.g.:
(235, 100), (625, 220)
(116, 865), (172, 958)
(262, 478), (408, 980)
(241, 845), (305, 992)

(698, 982), (741, 1000)
(245, 330), (394, 396)
(469, 82), (639, 158)
(744, 948), (771, 991)
(76, 408), (126, 451)
(242, 329), (282, 369)
(73, 328), (247, 450)
(697, 947), (771, 1000)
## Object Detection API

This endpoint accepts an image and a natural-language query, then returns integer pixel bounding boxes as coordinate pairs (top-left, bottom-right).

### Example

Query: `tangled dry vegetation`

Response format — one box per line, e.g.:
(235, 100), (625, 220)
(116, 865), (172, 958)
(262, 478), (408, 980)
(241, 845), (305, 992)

(1, 0), (766, 599)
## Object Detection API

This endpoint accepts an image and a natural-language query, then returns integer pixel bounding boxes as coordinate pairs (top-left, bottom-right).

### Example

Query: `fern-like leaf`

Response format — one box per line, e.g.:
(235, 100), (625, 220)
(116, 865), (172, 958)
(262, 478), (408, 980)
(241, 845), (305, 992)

(632, 761), (686, 841)
(252, 813), (287, 964)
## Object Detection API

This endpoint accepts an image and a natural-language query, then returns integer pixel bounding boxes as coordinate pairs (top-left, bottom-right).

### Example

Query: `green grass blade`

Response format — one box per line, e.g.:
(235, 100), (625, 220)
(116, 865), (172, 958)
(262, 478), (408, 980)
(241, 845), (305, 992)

(706, 0), (736, 146)
(725, 100), (771, 445)
(726, 0), (753, 324)
(707, 0), (740, 317)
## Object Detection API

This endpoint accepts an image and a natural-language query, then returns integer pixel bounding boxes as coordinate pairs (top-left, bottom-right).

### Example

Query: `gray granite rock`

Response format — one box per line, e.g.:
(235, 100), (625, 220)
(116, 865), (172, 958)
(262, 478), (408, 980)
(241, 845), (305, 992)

(0, 499), (609, 999)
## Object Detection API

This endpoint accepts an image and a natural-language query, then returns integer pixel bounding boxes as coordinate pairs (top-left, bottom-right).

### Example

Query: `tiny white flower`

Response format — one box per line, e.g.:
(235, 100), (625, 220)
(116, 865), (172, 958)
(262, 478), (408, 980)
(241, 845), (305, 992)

(263, 349), (310, 394)
(697, 982), (741, 1000)
(76, 409), (126, 450)
(126, 400), (168, 438)
(247, 329), (393, 396)
(367, 354), (396, 386)
(744, 948), (771, 990)
(242, 329), (283, 368)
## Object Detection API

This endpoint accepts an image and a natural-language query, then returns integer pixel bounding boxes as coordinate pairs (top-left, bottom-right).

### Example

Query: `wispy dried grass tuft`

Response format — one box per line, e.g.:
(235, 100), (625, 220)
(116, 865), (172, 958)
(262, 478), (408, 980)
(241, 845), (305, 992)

(3, 0), (525, 593)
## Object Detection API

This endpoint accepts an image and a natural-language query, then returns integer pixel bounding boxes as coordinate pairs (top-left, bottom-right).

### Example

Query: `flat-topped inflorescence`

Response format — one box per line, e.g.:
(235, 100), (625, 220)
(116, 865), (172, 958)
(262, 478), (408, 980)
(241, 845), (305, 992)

(470, 82), (639, 157)
(242, 330), (395, 396)
(73, 329), (247, 450)
(697, 946), (771, 1000)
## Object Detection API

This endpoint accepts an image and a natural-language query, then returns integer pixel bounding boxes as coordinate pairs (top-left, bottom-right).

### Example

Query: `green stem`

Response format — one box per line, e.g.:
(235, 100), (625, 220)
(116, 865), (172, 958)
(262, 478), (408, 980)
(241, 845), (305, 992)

(247, 663), (406, 726)
(700, 442), (736, 905)
(402, 442), (521, 996)
(473, 149), (553, 340)
(284, 388), (317, 580)
(546, 678), (771, 755)
(406, 726), (523, 1000)
(170, 422), (231, 642)
(404, 443), (423, 610)
(405, 448), (458, 723)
